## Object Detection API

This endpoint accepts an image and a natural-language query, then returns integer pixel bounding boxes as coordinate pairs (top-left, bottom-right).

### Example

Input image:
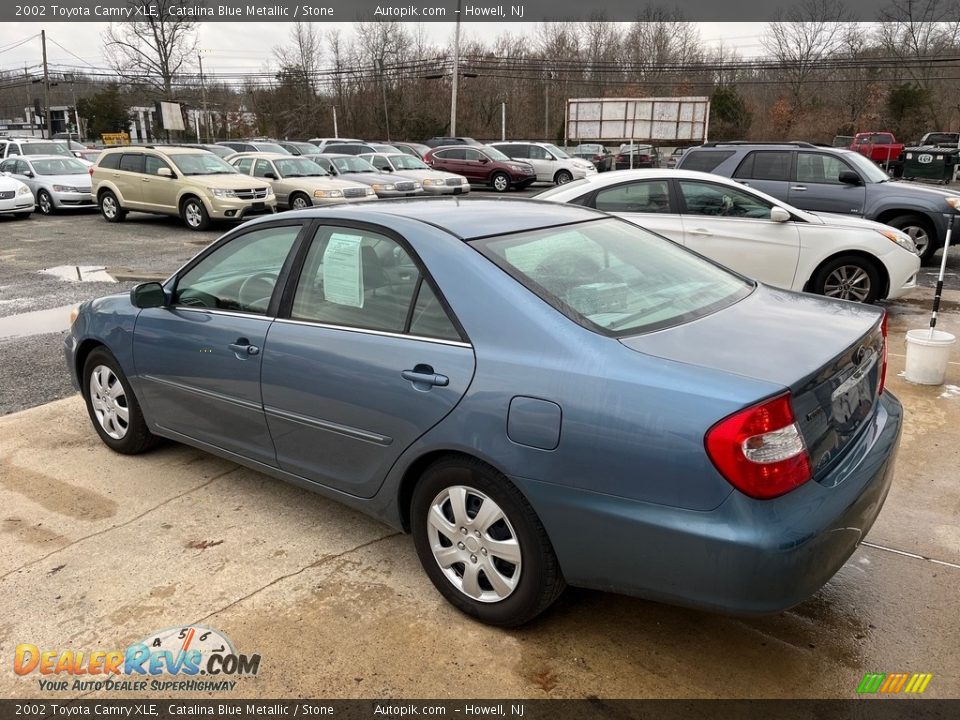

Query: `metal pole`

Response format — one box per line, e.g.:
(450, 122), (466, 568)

(41, 30), (51, 139)
(543, 75), (549, 140)
(929, 211), (957, 336)
(450, 0), (461, 136)
(379, 59), (390, 142)
(501, 102), (505, 142)
(198, 52), (209, 143)
(332, 106), (338, 138)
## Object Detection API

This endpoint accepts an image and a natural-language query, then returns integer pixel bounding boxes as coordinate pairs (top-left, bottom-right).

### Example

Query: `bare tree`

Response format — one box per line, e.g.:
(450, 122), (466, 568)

(102, 0), (199, 96)
(762, 0), (850, 130)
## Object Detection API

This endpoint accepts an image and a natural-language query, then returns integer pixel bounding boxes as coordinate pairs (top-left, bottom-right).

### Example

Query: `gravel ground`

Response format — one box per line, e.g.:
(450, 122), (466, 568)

(0, 197), (957, 416)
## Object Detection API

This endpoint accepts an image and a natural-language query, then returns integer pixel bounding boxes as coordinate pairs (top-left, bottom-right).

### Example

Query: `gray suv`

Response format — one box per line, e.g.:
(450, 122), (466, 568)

(678, 141), (960, 263)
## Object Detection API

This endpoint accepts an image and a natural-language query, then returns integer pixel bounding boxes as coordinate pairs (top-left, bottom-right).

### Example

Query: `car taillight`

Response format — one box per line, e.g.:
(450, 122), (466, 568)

(88, 167), (94, 176)
(879, 312), (888, 394)
(705, 393), (812, 500)
(616, 154), (625, 162)
(638, 154), (650, 162)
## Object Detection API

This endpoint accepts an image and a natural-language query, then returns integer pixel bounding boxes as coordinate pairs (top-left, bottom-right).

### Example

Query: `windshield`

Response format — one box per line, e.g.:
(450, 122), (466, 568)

(275, 157), (328, 177)
(287, 141), (320, 154)
(390, 155), (429, 170)
(472, 218), (751, 336)
(171, 154), (238, 175)
(484, 147), (510, 162)
(843, 151), (891, 183)
(249, 142), (289, 154)
(22, 142), (72, 157)
(32, 157), (88, 175)
(332, 156), (377, 173)
(204, 145), (235, 158)
(545, 144), (571, 159)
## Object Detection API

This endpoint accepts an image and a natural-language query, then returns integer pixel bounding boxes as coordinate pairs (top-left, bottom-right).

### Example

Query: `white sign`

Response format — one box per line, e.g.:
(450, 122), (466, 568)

(918, 154), (934, 164)
(566, 96), (710, 143)
(322, 233), (364, 308)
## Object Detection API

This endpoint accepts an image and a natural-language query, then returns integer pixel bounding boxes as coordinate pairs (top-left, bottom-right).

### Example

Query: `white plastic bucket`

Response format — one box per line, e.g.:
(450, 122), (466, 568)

(904, 329), (956, 385)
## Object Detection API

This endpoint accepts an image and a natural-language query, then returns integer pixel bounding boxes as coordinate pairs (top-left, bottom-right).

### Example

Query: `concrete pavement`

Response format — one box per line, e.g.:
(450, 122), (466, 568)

(1, 289), (959, 700)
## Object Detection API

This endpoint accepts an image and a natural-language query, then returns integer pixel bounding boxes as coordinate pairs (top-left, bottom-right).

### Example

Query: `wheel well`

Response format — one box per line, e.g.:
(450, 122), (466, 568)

(96, 186), (114, 200)
(179, 193), (202, 211)
(396, 450), (497, 532)
(804, 250), (889, 298)
(874, 209), (934, 232)
(553, 169), (572, 183)
(74, 339), (105, 395)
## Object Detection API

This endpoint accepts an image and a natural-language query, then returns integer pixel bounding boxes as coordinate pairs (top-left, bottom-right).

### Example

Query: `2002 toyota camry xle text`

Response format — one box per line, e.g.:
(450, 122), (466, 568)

(65, 198), (902, 626)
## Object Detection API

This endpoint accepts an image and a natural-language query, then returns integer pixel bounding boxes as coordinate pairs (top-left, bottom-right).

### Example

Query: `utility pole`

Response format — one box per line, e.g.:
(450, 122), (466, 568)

(41, 30), (52, 139)
(378, 59), (391, 142)
(198, 52), (209, 143)
(332, 106), (338, 138)
(449, 0), (462, 136)
(501, 102), (506, 141)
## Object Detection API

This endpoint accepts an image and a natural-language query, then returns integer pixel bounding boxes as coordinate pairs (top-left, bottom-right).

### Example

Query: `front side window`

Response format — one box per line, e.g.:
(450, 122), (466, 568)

(171, 153), (238, 176)
(174, 225), (302, 314)
(796, 153), (852, 185)
(472, 218), (751, 336)
(679, 181), (772, 219)
(291, 227), (460, 340)
(528, 145), (549, 160)
(144, 156), (170, 175)
(594, 181), (672, 214)
(253, 159), (273, 178)
(464, 149), (484, 162)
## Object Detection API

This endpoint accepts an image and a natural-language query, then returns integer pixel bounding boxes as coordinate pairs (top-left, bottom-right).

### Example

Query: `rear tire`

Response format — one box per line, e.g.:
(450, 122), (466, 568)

(411, 456), (565, 627)
(82, 347), (159, 455)
(99, 190), (126, 223)
(181, 196), (210, 231)
(490, 172), (511, 193)
(812, 255), (881, 304)
(888, 214), (936, 265)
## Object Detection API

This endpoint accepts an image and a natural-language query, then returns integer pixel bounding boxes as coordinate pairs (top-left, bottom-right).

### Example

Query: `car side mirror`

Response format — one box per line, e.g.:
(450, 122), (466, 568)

(130, 282), (166, 309)
(265, 172), (277, 180)
(479, 156), (490, 164)
(839, 171), (862, 186)
(770, 207), (791, 223)
(157, 167), (173, 178)
(24, 171), (34, 178)
(382, 167), (393, 172)
(1, 171), (9, 177)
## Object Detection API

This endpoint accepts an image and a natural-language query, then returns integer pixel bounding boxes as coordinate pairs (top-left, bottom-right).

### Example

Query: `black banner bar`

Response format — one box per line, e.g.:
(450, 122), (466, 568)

(3, 700), (960, 720)
(3, 0), (913, 23)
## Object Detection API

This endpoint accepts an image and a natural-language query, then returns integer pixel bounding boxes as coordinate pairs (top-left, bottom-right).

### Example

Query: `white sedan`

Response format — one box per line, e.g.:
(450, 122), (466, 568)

(0, 155), (95, 215)
(538, 169), (920, 303)
(0, 173), (34, 219)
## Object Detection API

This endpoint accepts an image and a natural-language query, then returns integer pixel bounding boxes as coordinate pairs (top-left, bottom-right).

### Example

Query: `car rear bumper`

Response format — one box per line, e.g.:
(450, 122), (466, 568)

(513, 390), (902, 614)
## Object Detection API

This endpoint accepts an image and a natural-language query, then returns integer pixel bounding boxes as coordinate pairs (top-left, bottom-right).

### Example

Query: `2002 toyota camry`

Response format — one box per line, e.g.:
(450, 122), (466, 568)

(65, 198), (901, 626)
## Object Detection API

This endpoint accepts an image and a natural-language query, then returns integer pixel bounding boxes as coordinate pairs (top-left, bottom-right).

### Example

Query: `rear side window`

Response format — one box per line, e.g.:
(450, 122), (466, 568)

(498, 145), (527, 159)
(678, 150), (735, 173)
(594, 181), (672, 214)
(437, 149), (466, 160)
(98, 153), (121, 170)
(733, 151), (791, 181)
(118, 154), (144, 173)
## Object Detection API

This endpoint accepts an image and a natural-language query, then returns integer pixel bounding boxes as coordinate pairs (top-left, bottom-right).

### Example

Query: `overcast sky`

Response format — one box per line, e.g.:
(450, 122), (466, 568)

(0, 22), (770, 78)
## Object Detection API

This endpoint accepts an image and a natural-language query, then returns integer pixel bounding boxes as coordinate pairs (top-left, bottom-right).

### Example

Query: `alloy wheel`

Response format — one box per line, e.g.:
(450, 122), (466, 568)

(39, 192), (52, 214)
(88, 364), (129, 440)
(823, 265), (872, 302)
(903, 225), (929, 257)
(101, 195), (116, 218)
(184, 202), (202, 228)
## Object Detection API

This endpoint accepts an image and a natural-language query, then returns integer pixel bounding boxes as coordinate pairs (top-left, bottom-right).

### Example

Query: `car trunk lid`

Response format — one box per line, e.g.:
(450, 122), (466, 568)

(618, 286), (886, 482)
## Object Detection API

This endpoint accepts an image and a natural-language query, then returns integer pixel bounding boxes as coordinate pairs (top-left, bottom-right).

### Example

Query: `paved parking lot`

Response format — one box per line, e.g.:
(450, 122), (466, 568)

(1, 200), (959, 700)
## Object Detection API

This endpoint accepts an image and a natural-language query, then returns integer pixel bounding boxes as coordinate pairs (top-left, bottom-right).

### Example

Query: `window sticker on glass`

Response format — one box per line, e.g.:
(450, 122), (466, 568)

(322, 233), (364, 308)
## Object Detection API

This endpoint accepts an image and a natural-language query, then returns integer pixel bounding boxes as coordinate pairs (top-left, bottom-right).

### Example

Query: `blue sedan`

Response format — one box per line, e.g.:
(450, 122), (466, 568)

(65, 198), (901, 626)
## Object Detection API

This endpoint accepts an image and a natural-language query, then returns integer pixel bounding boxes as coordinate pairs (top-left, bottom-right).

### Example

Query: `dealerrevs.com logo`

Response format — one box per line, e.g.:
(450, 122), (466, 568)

(14, 625), (260, 692)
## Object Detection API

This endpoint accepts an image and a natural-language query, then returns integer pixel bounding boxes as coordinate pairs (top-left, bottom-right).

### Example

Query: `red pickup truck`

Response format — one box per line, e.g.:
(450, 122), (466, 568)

(849, 132), (905, 169)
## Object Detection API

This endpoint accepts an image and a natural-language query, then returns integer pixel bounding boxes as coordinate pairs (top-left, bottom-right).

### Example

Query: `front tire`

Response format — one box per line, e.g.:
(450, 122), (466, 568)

(554, 170), (573, 185)
(37, 189), (55, 215)
(411, 456), (564, 627)
(888, 214), (936, 265)
(181, 196), (210, 231)
(289, 192), (311, 210)
(99, 190), (126, 222)
(82, 347), (158, 455)
(812, 255), (881, 304)
(490, 172), (511, 193)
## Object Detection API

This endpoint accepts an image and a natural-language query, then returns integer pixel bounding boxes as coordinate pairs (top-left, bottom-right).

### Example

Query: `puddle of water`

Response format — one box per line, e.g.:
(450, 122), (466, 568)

(0, 304), (76, 341)
(39, 265), (116, 283)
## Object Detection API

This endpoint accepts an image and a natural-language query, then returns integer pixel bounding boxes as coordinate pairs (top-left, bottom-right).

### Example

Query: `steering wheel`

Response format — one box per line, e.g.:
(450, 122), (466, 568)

(237, 272), (277, 312)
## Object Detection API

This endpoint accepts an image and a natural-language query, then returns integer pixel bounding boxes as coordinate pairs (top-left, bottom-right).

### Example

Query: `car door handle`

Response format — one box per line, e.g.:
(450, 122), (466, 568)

(401, 367), (449, 387)
(790, 185), (808, 191)
(688, 228), (713, 236)
(228, 340), (260, 357)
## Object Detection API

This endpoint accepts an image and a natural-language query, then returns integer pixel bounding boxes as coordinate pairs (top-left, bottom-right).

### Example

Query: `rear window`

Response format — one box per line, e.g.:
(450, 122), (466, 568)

(678, 150), (735, 173)
(471, 218), (751, 336)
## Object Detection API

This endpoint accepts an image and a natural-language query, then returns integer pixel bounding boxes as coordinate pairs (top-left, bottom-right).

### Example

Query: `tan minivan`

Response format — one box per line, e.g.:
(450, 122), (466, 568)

(91, 146), (277, 230)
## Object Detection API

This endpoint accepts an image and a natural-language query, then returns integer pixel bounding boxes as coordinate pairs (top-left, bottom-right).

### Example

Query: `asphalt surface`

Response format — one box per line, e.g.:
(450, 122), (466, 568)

(0, 193), (957, 417)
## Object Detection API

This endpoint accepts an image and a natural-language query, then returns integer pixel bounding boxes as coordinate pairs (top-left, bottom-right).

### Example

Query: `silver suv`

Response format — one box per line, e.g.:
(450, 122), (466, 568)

(489, 141), (597, 185)
(678, 141), (960, 263)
